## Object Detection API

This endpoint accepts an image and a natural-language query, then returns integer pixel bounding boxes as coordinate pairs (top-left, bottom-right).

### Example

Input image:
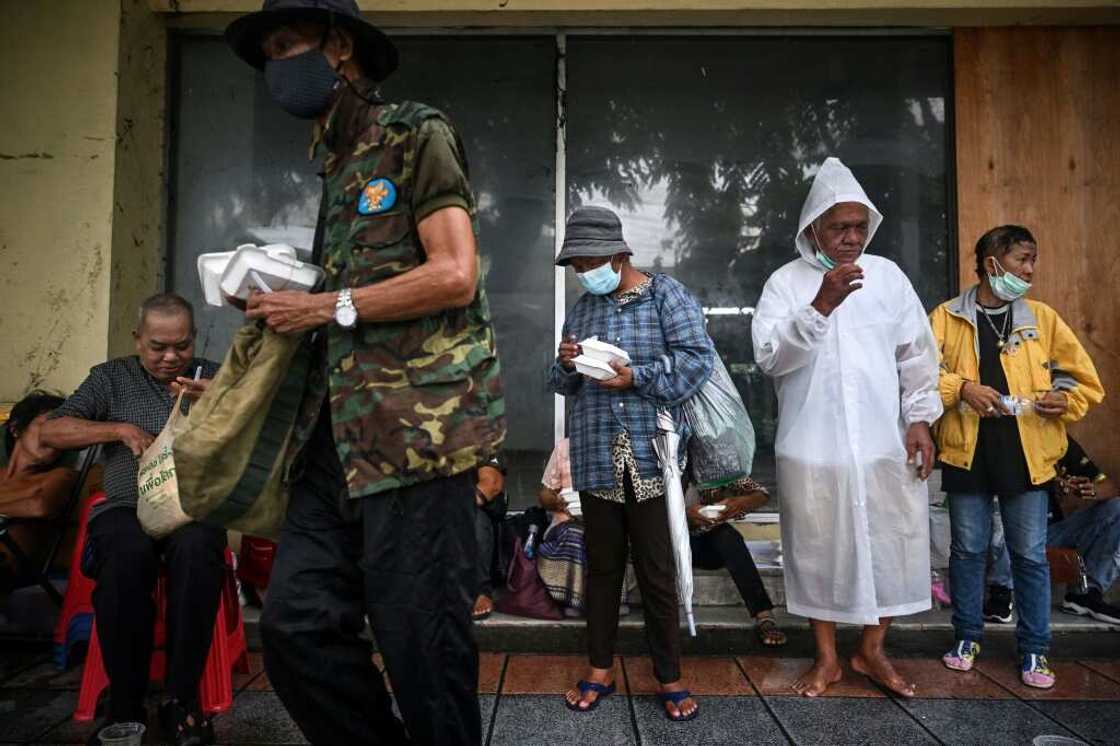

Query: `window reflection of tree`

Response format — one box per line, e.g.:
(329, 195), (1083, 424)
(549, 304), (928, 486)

(566, 38), (951, 497)
(382, 38), (559, 505)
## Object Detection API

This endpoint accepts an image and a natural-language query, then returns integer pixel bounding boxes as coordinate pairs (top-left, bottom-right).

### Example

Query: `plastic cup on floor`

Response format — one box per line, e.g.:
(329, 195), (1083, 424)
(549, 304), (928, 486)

(98, 722), (146, 746)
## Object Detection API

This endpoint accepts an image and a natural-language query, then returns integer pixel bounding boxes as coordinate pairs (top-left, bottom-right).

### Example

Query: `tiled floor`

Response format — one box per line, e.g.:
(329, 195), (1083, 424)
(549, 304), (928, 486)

(3, 651), (1119, 744)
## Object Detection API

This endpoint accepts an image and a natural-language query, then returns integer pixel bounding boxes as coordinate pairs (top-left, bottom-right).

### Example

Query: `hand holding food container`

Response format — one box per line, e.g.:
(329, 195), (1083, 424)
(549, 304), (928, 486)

(698, 503), (728, 521)
(570, 336), (631, 381)
(557, 334), (583, 370)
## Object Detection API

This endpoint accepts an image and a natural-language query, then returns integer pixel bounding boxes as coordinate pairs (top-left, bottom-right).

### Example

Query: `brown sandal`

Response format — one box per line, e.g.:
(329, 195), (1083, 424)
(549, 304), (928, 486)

(755, 617), (787, 647)
(472, 595), (494, 621)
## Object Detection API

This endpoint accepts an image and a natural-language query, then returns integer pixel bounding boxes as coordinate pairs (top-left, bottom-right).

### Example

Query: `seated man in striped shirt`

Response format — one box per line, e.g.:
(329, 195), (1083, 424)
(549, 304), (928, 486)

(40, 293), (224, 746)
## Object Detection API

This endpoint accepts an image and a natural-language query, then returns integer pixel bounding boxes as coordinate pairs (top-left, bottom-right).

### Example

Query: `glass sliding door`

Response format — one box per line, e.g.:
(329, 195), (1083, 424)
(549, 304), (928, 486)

(381, 37), (558, 503)
(565, 35), (952, 501)
(168, 31), (951, 508)
(169, 36), (557, 507)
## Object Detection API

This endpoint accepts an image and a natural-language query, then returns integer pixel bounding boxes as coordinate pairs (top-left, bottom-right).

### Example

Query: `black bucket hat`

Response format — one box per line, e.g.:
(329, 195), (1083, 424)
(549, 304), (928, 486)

(556, 206), (633, 266)
(226, 0), (399, 82)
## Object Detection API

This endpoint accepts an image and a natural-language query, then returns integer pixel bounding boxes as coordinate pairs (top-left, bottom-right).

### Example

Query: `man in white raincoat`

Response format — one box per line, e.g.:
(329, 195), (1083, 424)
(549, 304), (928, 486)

(752, 157), (942, 698)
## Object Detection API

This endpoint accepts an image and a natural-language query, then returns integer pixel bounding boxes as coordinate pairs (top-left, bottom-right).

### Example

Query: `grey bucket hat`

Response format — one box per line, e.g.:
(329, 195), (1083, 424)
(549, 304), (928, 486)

(555, 206), (633, 266)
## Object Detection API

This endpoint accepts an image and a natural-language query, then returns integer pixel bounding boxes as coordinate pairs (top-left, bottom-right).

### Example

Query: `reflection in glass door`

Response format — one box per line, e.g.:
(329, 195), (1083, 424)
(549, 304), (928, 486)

(170, 36), (557, 507)
(565, 35), (953, 505)
(169, 32), (952, 508)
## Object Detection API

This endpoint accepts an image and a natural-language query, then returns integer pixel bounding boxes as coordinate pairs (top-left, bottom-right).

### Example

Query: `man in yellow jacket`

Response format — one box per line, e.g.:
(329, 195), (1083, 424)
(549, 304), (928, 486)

(929, 224), (1103, 690)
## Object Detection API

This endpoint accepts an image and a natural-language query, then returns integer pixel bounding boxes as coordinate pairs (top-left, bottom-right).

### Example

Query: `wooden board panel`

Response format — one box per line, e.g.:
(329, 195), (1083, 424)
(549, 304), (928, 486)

(955, 27), (1120, 479)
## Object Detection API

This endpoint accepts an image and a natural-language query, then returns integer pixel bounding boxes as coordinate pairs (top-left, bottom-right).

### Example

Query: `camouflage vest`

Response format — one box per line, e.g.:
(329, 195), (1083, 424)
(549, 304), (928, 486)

(307, 98), (506, 499)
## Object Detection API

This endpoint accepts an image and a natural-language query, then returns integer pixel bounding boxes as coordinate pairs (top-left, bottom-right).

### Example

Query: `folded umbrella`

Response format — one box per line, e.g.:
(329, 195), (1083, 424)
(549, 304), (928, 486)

(653, 408), (696, 637)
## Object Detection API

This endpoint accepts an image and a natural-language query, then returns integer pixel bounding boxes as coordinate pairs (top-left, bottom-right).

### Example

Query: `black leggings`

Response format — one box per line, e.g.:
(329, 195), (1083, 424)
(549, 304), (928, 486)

(690, 523), (774, 617)
(580, 476), (681, 684)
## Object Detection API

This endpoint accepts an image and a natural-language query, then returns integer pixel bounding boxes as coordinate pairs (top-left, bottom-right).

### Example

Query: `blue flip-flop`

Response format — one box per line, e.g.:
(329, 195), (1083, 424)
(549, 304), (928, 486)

(565, 680), (616, 712)
(657, 690), (699, 722)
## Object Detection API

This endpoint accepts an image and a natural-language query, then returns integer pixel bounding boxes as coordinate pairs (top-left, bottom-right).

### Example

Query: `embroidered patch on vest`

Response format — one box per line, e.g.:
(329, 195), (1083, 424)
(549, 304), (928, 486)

(358, 178), (397, 215)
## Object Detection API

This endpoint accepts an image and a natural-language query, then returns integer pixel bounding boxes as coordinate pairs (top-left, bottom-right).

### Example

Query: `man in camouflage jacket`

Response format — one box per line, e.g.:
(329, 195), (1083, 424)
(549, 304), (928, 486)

(227, 3), (505, 744)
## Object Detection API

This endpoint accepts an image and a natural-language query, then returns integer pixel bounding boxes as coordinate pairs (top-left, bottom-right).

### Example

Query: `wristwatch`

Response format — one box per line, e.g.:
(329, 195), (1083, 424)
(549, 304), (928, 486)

(334, 288), (358, 329)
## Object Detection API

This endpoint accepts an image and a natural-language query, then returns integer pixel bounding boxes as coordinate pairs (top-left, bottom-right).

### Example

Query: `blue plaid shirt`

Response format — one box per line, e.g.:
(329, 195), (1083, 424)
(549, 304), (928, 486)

(548, 274), (714, 493)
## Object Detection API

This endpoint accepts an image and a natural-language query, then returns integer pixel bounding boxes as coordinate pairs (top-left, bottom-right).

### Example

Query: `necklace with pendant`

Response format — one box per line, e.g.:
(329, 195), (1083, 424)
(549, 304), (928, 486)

(979, 304), (1012, 349)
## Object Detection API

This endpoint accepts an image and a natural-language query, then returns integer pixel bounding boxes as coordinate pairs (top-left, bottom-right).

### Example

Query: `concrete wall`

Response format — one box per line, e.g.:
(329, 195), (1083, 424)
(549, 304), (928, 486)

(160, 1), (1120, 30)
(152, 0), (1120, 23)
(0, 0), (122, 399)
(108, 0), (169, 359)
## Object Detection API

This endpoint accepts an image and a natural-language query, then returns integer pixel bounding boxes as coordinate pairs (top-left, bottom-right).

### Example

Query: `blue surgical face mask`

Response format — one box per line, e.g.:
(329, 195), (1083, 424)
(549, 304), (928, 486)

(576, 259), (622, 295)
(987, 257), (1032, 301)
(811, 224), (837, 271)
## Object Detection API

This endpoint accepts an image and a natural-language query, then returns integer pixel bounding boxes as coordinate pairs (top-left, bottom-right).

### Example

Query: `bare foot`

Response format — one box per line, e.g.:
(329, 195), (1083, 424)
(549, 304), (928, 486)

(658, 680), (698, 720)
(792, 658), (842, 697)
(850, 650), (916, 698)
(564, 667), (614, 711)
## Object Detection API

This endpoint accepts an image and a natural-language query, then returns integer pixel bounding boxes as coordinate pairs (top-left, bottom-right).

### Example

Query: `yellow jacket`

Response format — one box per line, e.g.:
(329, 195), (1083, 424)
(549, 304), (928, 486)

(929, 286), (1104, 485)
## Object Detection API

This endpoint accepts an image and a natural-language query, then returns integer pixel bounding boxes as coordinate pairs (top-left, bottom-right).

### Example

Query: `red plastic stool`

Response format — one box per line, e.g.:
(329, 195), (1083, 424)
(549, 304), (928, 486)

(53, 491), (105, 670)
(74, 547), (248, 721)
(236, 536), (276, 591)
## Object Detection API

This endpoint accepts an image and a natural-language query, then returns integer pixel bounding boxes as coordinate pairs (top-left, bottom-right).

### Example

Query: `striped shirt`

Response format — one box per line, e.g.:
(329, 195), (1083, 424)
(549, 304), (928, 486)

(548, 273), (714, 493)
(50, 356), (219, 522)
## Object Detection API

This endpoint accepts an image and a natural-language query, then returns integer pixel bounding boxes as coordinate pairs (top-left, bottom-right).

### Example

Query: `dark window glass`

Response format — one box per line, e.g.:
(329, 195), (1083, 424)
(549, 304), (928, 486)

(565, 36), (953, 502)
(169, 36), (556, 507)
(170, 33), (952, 509)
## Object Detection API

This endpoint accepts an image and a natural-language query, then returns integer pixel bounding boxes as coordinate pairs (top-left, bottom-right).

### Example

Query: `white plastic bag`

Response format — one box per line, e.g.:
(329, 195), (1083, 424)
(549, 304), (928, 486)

(681, 356), (756, 489)
(136, 390), (192, 538)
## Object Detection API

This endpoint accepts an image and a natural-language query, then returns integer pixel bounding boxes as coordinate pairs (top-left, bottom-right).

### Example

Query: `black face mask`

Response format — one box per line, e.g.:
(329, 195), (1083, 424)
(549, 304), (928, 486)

(264, 47), (341, 119)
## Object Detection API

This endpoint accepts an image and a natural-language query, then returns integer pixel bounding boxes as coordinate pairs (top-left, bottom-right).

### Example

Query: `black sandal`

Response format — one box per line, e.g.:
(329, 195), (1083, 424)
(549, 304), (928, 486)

(159, 699), (215, 746)
(755, 617), (787, 647)
(565, 680), (616, 712)
(657, 689), (700, 722)
(472, 595), (494, 621)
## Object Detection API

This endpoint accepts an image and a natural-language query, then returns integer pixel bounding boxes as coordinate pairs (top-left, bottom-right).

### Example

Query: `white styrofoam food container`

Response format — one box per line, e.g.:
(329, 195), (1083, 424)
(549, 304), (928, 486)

(698, 504), (728, 520)
(197, 251), (236, 307)
(220, 244), (324, 301)
(578, 336), (631, 366)
(196, 243), (324, 307)
(560, 488), (581, 516)
(572, 354), (618, 381)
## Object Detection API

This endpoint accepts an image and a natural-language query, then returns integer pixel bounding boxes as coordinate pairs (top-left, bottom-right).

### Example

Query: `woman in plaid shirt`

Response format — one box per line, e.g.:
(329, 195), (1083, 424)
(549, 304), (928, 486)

(549, 206), (714, 722)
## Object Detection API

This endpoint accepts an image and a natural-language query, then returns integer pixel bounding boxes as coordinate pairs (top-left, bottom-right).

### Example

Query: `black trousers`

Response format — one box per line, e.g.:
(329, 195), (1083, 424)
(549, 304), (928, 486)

(690, 523), (774, 617)
(260, 425), (481, 746)
(85, 508), (226, 721)
(580, 477), (681, 683)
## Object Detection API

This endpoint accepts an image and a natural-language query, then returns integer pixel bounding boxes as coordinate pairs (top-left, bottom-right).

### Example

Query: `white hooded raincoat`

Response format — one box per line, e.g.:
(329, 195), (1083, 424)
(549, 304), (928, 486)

(752, 158), (943, 625)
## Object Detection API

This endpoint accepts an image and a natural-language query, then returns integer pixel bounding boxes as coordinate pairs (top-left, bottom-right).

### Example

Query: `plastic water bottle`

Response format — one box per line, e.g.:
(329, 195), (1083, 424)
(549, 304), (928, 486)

(958, 395), (1035, 416)
(524, 524), (540, 558)
(1000, 395), (1034, 416)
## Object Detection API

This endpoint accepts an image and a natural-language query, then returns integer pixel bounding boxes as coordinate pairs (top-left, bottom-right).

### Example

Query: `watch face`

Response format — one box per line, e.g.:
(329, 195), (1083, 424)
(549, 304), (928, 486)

(336, 304), (358, 328)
